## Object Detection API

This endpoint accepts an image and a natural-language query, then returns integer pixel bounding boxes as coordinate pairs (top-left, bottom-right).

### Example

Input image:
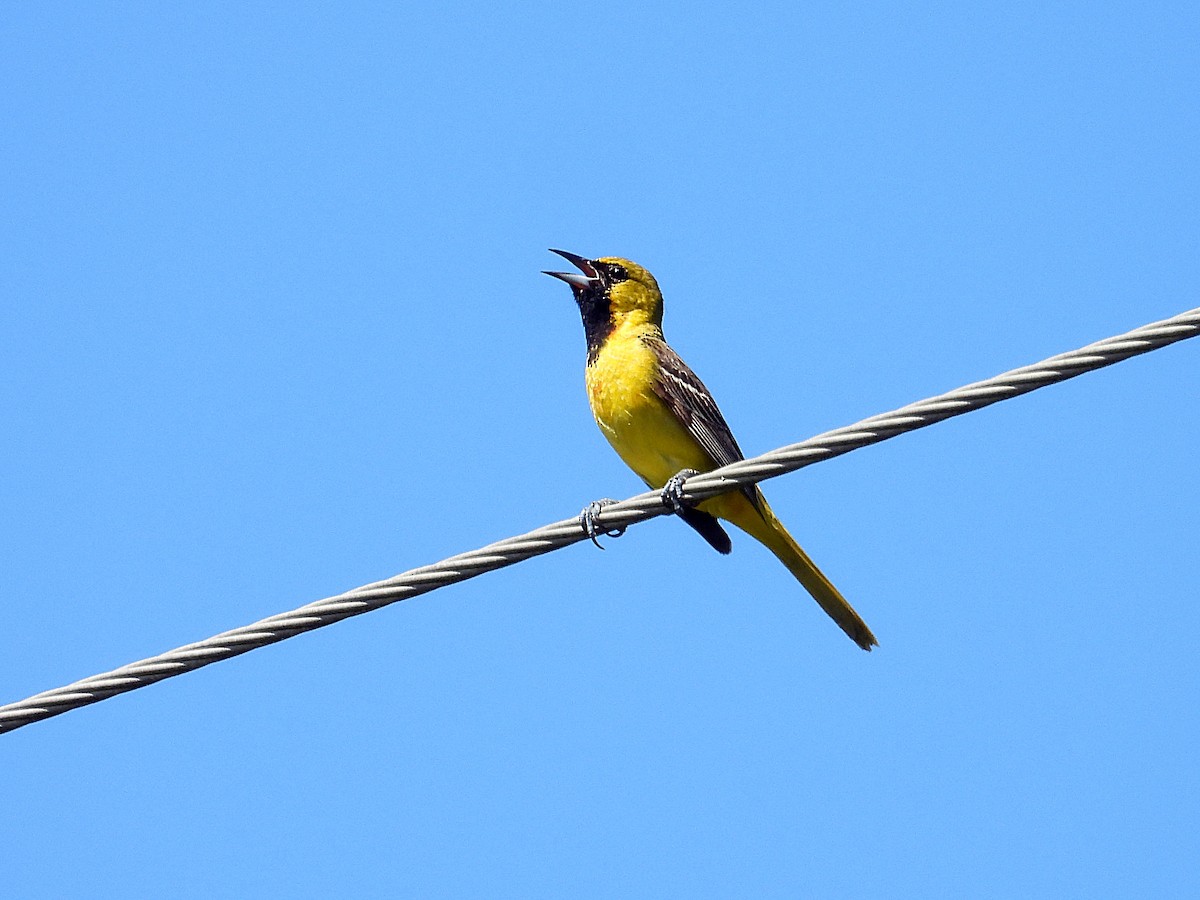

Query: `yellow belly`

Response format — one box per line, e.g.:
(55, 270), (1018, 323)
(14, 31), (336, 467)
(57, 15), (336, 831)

(585, 329), (715, 489)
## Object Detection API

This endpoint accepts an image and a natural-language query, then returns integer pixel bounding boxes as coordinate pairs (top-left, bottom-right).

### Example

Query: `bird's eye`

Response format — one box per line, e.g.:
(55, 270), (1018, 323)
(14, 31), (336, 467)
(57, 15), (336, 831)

(607, 264), (628, 282)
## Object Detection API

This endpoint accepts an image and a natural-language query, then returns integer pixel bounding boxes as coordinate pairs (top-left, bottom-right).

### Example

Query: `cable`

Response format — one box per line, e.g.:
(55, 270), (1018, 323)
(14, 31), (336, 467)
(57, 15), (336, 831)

(2, 306), (1197, 735)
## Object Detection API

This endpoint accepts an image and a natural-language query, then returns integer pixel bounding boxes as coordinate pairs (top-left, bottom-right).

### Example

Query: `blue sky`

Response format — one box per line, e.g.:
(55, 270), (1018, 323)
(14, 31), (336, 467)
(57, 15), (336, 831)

(2, 2), (1197, 897)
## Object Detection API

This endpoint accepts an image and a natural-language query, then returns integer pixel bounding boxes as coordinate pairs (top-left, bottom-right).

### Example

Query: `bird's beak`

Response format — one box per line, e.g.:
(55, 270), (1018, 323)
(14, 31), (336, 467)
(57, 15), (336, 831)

(543, 249), (601, 292)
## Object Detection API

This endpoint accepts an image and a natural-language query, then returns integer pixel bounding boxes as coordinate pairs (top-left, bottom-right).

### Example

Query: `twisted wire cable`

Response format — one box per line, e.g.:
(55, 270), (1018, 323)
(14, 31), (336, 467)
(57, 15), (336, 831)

(2, 306), (1197, 735)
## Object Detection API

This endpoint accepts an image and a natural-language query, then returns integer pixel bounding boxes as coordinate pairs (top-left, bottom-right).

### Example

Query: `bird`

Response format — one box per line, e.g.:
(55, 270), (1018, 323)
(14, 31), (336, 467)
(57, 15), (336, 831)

(544, 249), (877, 651)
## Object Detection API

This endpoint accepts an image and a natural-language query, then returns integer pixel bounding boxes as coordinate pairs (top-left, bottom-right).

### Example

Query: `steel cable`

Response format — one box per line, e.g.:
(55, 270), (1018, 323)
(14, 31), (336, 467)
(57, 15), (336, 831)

(2, 306), (1197, 734)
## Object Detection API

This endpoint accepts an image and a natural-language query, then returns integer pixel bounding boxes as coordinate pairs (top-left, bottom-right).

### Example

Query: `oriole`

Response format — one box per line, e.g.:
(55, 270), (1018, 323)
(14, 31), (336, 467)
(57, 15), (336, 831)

(545, 250), (877, 651)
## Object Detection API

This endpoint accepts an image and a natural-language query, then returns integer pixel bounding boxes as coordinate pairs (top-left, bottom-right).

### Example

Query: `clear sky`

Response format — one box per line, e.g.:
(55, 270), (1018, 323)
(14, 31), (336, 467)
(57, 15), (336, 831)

(2, 3), (1197, 897)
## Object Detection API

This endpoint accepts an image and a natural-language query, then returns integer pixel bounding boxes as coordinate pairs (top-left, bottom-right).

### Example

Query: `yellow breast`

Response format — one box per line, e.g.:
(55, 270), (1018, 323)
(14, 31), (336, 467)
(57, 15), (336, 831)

(585, 326), (717, 488)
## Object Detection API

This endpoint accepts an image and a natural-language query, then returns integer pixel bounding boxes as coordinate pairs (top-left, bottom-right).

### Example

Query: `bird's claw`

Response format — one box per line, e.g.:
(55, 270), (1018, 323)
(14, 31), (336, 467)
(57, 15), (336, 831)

(579, 498), (625, 549)
(661, 469), (700, 514)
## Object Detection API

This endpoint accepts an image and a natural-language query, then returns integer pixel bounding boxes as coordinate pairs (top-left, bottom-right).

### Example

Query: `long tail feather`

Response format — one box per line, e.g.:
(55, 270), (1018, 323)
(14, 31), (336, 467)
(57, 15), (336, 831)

(719, 491), (878, 651)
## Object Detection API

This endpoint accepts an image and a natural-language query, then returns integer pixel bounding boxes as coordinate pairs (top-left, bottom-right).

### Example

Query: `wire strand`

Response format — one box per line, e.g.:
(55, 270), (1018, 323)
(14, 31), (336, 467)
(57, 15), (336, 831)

(2, 306), (1197, 734)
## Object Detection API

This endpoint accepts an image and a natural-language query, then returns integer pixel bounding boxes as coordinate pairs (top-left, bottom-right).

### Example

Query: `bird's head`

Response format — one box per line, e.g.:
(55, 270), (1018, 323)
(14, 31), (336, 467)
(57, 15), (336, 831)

(543, 250), (664, 331)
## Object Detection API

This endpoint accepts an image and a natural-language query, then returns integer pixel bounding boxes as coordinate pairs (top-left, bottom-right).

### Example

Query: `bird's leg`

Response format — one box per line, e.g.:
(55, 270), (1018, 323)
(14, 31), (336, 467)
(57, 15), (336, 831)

(661, 469), (701, 515)
(579, 498), (626, 549)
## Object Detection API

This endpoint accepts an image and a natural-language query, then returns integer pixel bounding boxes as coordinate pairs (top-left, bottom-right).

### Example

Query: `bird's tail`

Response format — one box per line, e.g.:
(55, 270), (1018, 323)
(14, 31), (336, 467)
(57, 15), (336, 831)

(733, 491), (878, 651)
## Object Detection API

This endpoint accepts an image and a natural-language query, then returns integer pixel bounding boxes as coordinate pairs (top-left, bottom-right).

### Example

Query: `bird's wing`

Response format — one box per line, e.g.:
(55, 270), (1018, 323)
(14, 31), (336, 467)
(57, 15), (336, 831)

(643, 334), (762, 512)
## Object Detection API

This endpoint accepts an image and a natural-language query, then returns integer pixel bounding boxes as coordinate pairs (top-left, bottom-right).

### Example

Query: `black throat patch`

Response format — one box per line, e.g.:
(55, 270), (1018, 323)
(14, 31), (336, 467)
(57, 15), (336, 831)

(577, 287), (614, 365)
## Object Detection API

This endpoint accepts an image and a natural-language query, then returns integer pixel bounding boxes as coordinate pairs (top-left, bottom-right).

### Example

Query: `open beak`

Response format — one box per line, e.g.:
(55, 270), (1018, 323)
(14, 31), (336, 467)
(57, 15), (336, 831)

(543, 249), (601, 292)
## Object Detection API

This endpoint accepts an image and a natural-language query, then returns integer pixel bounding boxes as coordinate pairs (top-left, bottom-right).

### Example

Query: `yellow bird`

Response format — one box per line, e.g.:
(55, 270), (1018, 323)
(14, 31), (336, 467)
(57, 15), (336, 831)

(545, 250), (877, 651)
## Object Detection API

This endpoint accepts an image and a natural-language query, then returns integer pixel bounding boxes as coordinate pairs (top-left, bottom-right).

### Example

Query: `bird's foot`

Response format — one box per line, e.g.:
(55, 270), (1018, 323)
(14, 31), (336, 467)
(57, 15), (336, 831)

(661, 469), (700, 515)
(579, 498), (625, 549)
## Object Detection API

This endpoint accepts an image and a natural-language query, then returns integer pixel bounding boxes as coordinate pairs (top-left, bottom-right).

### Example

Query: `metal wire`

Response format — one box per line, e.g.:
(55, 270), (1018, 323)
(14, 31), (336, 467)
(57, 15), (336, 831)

(2, 306), (1197, 735)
